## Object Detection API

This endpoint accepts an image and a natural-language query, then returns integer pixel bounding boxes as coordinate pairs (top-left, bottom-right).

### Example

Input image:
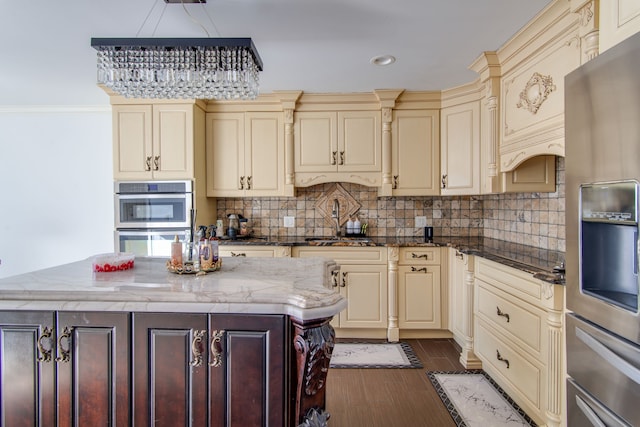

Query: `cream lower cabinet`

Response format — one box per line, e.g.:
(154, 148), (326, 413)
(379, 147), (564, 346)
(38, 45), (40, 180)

(397, 247), (442, 330)
(473, 257), (564, 427)
(448, 248), (481, 369)
(219, 245), (291, 258)
(206, 112), (285, 197)
(292, 247), (388, 338)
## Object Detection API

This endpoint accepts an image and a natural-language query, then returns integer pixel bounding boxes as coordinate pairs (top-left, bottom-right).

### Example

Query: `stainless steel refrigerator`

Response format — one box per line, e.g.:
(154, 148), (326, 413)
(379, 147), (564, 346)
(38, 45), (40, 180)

(565, 31), (640, 426)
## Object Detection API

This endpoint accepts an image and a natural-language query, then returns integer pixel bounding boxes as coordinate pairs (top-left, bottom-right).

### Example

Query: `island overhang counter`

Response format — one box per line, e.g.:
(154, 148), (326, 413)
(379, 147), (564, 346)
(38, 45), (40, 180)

(0, 256), (345, 427)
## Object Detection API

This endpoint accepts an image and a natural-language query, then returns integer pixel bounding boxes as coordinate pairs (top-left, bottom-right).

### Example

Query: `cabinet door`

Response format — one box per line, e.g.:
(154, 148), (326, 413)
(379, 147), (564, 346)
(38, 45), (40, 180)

(113, 105), (153, 180)
(209, 314), (287, 427)
(133, 313), (208, 427)
(392, 110), (440, 195)
(152, 104), (194, 179)
(206, 112), (246, 197)
(0, 311), (55, 426)
(441, 101), (480, 195)
(398, 265), (441, 329)
(56, 312), (130, 427)
(338, 111), (381, 172)
(338, 264), (388, 329)
(294, 111), (337, 173)
(245, 112), (285, 196)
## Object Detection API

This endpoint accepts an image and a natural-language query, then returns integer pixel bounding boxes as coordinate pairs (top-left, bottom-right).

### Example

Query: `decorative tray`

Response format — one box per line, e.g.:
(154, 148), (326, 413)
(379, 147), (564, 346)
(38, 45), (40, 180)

(166, 258), (222, 275)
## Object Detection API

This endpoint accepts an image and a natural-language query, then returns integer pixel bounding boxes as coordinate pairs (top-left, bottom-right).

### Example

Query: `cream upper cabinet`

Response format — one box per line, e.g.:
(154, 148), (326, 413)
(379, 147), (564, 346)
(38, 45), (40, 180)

(294, 110), (382, 187)
(112, 103), (197, 180)
(391, 109), (440, 196)
(206, 111), (285, 197)
(600, 0), (640, 52)
(440, 101), (480, 195)
(292, 246), (388, 334)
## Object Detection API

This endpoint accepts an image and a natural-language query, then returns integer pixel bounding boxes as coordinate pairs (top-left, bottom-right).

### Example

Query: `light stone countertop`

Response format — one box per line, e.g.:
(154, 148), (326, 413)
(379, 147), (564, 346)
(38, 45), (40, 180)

(0, 256), (346, 321)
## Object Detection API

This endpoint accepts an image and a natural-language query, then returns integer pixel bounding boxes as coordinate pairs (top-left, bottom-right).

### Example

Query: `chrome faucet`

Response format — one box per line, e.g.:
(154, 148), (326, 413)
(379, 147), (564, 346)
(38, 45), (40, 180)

(331, 199), (341, 237)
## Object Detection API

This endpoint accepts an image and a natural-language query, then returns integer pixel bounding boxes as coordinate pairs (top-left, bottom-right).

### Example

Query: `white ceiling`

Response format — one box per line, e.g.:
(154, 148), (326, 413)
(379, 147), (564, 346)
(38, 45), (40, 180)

(0, 0), (552, 106)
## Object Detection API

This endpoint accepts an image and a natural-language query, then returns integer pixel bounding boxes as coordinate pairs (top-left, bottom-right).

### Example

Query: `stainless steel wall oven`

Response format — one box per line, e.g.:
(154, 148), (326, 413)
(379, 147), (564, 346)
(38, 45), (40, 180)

(114, 180), (193, 257)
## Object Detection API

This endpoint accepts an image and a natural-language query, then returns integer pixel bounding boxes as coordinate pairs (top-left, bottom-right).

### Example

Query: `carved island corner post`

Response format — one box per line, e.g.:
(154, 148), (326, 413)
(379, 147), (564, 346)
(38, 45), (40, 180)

(290, 316), (336, 427)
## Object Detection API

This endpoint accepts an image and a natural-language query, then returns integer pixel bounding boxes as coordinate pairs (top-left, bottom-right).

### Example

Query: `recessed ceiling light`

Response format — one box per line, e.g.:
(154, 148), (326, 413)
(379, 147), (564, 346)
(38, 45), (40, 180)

(370, 55), (396, 66)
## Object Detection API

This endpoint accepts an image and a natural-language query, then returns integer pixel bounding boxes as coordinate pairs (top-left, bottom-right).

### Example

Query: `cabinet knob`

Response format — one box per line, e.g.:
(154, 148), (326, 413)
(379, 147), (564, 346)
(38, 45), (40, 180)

(55, 326), (72, 363)
(153, 156), (160, 171)
(496, 349), (510, 369)
(37, 326), (54, 363)
(145, 156), (152, 172)
(239, 176), (245, 190)
(331, 151), (338, 165)
(209, 329), (225, 368)
(189, 329), (206, 367)
(246, 176), (252, 190)
(441, 174), (447, 189)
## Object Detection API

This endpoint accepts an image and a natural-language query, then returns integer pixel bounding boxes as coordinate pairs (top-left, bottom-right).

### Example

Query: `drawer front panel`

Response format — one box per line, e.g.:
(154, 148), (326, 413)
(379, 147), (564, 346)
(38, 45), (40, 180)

(475, 319), (542, 412)
(293, 247), (386, 264)
(474, 258), (544, 305)
(399, 247), (440, 265)
(476, 281), (543, 354)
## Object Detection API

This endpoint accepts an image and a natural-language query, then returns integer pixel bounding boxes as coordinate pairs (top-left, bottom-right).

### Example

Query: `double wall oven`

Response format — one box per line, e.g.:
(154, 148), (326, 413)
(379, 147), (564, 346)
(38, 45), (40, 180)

(565, 32), (640, 426)
(114, 180), (193, 258)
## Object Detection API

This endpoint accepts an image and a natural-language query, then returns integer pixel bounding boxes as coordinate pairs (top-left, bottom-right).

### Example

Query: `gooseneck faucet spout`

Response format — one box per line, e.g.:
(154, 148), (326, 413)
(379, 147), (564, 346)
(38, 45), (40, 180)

(331, 199), (341, 237)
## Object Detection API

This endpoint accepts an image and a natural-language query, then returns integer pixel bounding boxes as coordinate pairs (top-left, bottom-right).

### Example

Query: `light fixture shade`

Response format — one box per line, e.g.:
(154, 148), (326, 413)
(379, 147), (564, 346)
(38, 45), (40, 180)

(91, 38), (263, 100)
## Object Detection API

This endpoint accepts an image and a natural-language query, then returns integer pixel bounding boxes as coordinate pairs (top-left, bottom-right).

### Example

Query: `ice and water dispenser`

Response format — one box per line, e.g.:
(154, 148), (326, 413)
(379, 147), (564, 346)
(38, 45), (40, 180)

(580, 181), (640, 312)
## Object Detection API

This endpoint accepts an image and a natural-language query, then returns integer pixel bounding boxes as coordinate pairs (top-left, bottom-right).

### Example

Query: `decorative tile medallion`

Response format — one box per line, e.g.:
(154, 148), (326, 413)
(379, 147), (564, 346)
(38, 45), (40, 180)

(313, 183), (361, 227)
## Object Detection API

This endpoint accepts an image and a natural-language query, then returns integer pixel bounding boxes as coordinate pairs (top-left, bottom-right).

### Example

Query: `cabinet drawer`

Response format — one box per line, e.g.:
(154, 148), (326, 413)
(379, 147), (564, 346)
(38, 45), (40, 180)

(293, 247), (386, 264)
(219, 246), (287, 258)
(398, 247), (440, 265)
(476, 281), (543, 355)
(475, 319), (542, 413)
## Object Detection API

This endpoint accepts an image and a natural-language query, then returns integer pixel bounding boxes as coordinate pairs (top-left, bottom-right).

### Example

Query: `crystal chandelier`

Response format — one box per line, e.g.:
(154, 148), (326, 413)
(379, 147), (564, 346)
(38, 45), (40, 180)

(91, 38), (263, 100)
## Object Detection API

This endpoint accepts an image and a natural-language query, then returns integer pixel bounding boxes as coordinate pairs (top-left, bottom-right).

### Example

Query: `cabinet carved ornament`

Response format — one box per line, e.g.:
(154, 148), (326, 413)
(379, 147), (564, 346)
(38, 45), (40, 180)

(516, 72), (556, 114)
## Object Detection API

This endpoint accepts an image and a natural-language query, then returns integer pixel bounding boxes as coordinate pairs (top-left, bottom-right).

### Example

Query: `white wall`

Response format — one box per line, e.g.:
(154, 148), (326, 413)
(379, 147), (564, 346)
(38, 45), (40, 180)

(0, 107), (114, 279)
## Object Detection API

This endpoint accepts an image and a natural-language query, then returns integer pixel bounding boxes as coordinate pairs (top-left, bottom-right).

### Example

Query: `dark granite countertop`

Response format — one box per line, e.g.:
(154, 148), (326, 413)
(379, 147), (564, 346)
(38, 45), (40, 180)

(218, 236), (565, 285)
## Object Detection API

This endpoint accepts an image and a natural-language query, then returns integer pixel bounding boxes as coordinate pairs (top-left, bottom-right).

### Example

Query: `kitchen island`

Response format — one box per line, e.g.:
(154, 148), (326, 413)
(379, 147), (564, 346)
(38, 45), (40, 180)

(0, 256), (346, 427)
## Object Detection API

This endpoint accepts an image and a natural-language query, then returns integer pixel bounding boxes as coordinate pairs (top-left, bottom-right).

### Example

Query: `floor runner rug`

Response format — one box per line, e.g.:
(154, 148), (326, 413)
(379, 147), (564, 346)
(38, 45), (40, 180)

(427, 370), (537, 427)
(329, 342), (422, 368)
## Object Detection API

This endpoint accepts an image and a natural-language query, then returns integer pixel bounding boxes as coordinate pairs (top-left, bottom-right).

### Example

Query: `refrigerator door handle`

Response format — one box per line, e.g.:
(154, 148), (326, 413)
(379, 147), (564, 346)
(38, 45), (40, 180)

(575, 395), (608, 427)
(576, 326), (640, 385)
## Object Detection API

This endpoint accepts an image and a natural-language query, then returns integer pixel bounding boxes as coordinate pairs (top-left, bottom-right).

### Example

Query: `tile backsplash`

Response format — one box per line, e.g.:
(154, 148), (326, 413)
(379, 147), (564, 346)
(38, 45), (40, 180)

(216, 157), (566, 252)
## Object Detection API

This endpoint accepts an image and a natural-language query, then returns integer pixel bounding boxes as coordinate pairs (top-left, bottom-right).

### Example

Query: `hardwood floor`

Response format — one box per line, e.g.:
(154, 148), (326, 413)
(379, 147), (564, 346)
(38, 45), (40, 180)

(325, 338), (466, 427)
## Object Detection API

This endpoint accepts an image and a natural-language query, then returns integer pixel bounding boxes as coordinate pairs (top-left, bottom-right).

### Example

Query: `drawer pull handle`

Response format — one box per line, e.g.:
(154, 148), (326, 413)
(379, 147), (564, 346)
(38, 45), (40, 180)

(341, 271), (347, 287)
(411, 266), (427, 273)
(331, 270), (339, 288)
(230, 252), (246, 257)
(190, 329), (206, 367)
(392, 175), (398, 189)
(37, 326), (54, 363)
(411, 253), (428, 260)
(145, 156), (152, 171)
(55, 326), (72, 363)
(496, 307), (510, 323)
(239, 176), (245, 190)
(496, 349), (510, 369)
(153, 155), (160, 171)
(246, 176), (252, 190)
(209, 330), (225, 368)
(331, 151), (337, 165)
(455, 251), (463, 260)
(339, 151), (345, 165)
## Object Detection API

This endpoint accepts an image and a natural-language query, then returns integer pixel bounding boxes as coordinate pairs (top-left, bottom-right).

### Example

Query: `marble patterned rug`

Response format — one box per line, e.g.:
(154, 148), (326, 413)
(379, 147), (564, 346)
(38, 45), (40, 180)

(427, 370), (537, 427)
(329, 342), (422, 368)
